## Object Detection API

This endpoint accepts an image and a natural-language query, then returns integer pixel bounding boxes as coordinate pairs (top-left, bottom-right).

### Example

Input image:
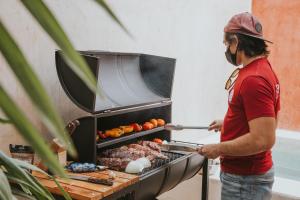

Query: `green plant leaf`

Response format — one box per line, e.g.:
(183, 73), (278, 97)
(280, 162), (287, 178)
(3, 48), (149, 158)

(26, 172), (55, 200)
(20, 0), (98, 94)
(0, 118), (11, 124)
(0, 152), (55, 200)
(0, 88), (66, 177)
(12, 158), (71, 200)
(0, 21), (76, 157)
(11, 187), (36, 200)
(94, 0), (132, 37)
(51, 177), (72, 200)
(6, 175), (51, 200)
(0, 168), (13, 200)
(11, 158), (47, 175)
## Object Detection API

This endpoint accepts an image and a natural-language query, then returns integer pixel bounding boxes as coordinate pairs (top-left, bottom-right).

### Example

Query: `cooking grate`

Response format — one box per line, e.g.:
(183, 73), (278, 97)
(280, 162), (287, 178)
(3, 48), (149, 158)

(141, 151), (185, 174)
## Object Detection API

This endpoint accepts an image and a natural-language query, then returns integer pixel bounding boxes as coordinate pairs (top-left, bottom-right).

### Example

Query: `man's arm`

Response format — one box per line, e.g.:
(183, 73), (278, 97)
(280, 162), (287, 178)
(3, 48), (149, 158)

(198, 117), (276, 159)
(219, 116), (276, 156)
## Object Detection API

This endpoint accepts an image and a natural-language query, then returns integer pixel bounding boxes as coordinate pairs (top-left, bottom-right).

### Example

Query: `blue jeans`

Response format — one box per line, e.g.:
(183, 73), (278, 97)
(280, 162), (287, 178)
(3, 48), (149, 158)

(220, 167), (274, 200)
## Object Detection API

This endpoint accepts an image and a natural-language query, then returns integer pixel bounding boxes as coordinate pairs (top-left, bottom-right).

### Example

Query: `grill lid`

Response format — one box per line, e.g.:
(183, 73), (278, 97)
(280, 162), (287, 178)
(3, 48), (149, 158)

(56, 51), (176, 114)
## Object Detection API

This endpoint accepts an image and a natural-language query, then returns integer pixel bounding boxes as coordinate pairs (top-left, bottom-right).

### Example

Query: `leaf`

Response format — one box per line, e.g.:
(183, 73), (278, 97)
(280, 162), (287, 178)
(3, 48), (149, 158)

(51, 177), (72, 200)
(6, 175), (51, 200)
(94, 0), (132, 37)
(20, 0), (98, 94)
(4, 157), (55, 199)
(0, 117), (11, 124)
(0, 168), (13, 200)
(11, 187), (37, 200)
(0, 152), (55, 200)
(0, 88), (66, 177)
(26, 171), (55, 200)
(0, 21), (76, 157)
(11, 158), (48, 175)
(11, 158), (71, 200)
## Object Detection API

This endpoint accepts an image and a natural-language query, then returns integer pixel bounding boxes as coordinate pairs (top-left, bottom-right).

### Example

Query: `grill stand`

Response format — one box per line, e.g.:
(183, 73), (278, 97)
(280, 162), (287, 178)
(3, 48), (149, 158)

(153, 157), (209, 200)
(201, 158), (209, 200)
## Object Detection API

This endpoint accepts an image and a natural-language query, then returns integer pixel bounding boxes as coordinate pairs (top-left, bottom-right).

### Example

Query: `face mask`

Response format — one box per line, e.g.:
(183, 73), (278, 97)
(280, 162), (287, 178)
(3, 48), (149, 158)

(225, 43), (239, 66)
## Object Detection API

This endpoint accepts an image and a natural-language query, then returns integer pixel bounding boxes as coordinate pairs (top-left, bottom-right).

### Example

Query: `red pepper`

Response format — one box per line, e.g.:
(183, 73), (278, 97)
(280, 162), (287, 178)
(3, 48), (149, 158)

(153, 138), (163, 144)
(97, 130), (108, 139)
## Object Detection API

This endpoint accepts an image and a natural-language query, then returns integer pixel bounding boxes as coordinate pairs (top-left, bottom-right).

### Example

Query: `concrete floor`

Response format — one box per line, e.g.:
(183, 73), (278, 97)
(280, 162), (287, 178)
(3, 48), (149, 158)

(157, 174), (222, 200)
(157, 173), (300, 200)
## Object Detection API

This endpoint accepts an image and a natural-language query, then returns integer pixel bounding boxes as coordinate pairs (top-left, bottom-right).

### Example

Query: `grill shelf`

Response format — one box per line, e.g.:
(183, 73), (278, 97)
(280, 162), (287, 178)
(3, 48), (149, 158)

(97, 127), (165, 149)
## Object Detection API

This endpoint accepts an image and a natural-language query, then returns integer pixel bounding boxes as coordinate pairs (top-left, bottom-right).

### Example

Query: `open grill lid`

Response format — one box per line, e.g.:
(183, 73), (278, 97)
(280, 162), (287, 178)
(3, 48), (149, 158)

(55, 51), (176, 114)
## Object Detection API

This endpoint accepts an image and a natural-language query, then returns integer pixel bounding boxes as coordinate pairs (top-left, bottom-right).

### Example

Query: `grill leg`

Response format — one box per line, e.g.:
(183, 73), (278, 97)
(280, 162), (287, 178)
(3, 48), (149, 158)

(201, 158), (209, 200)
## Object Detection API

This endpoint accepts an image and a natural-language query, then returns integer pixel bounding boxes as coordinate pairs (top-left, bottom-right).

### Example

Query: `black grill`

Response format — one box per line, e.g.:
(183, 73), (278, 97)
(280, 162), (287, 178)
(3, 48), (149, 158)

(55, 51), (208, 200)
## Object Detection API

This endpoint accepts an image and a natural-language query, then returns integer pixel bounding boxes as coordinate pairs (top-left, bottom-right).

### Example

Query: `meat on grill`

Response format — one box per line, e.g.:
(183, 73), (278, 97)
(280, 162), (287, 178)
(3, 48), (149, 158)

(98, 141), (168, 171)
(98, 158), (131, 171)
(103, 147), (145, 160)
(102, 146), (129, 157)
(127, 144), (168, 160)
(138, 141), (161, 152)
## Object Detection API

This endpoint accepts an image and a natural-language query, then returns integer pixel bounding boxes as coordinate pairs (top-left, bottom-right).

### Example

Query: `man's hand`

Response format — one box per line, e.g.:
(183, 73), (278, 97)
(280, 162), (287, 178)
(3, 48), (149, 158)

(208, 120), (223, 132)
(197, 144), (221, 159)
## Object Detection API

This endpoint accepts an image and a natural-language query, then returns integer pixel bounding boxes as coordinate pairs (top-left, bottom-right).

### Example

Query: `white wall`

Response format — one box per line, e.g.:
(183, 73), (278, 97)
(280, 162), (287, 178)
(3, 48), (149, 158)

(0, 0), (251, 153)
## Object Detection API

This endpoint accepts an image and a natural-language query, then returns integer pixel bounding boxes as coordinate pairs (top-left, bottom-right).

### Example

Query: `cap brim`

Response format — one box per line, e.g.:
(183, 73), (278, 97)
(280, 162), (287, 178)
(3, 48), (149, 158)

(236, 32), (273, 44)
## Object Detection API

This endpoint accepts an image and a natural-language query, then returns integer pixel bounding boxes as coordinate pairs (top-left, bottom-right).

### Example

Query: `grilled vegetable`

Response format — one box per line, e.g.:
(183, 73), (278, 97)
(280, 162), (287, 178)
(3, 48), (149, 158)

(105, 129), (121, 138)
(120, 125), (134, 134)
(153, 138), (163, 144)
(143, 122), (154, 130)
(108, 128), (124, 138)
(130, 123), (143, 132)
(150, 119), (158, 128)
(157, 119), (165, 127)
(98, 130), (108, 139)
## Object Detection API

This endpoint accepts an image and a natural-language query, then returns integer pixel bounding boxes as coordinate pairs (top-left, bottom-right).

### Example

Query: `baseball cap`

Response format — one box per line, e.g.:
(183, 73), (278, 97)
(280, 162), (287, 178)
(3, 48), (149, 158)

(224, 12), (272, 43)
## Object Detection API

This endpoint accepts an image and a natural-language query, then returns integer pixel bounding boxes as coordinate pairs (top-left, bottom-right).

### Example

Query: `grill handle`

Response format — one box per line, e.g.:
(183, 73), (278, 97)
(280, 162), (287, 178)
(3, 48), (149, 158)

(65, 120), (80, 135)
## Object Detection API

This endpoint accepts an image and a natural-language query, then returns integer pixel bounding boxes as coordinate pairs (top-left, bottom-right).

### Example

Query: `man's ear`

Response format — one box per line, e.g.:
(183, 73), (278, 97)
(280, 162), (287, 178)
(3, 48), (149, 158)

(232, 35), (239, 49)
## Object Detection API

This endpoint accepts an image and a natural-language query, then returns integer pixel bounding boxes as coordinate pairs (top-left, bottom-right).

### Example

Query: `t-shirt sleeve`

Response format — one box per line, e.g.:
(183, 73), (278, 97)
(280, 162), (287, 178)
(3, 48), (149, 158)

(240, 76), (276, 121)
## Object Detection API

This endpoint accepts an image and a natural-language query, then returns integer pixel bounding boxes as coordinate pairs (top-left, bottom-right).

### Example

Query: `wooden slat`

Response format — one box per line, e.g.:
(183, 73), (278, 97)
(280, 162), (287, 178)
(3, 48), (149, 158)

(33, 170), (139, 200)
(33, 172), (113, 197)
(67, 172), (128, 193)
(37, 178), (103, 200)
(99, 170), (139, 183)
(76, 172), (131, 188)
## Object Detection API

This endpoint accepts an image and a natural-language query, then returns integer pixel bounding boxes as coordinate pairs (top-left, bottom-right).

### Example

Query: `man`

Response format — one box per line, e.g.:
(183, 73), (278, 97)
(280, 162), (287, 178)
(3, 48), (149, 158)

(198, 12), (280, 200)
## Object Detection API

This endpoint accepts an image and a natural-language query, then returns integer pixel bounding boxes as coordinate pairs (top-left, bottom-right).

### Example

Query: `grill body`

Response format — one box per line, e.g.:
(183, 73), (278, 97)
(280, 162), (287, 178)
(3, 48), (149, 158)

(55, 51), (208, 200)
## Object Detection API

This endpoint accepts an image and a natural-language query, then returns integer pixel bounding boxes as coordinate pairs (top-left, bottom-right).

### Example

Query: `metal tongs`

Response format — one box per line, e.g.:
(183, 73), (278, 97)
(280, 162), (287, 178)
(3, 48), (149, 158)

(164, 123), (209, 131)
(160, 141), (203, 153)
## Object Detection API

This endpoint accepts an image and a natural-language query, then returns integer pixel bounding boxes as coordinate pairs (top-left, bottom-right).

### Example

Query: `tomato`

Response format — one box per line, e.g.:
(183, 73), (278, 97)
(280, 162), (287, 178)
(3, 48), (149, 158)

(130, 123), (143, 132)
(153, 138), (163, 144)
(157, 119), (166, 127)
(143, 122), (154, 131)
(150, 119), (158, 128)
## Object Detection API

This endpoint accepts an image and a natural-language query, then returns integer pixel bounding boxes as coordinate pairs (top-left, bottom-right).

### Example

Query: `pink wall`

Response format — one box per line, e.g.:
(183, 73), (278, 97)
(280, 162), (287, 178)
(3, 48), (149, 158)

(253, 0), (300, 131)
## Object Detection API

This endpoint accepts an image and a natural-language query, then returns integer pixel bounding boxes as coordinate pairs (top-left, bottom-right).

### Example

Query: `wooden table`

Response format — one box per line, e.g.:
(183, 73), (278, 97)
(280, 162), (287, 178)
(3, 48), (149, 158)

(33, 170), (139, 200)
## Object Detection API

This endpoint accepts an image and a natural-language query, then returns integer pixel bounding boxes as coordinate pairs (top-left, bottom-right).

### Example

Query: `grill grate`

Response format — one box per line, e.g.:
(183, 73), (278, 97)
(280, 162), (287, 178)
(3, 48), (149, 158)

(141, 151), (185, 174)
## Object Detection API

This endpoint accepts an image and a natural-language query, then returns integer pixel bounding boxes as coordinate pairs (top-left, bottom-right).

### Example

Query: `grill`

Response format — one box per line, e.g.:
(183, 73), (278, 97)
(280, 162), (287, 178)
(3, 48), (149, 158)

(55, 50), (208, 200)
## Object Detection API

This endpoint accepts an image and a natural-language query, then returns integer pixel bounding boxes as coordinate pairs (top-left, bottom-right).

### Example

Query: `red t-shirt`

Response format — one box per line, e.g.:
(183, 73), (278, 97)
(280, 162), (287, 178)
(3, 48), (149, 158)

(221, 57), (280, 175)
